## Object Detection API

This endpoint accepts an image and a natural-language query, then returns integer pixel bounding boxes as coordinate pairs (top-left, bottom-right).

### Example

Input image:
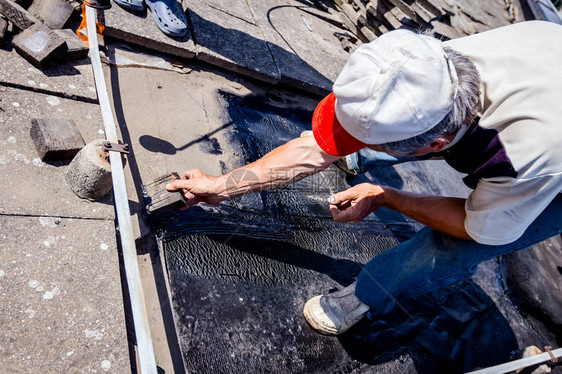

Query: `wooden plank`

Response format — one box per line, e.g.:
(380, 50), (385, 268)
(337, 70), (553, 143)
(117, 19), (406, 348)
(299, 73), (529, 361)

(54, 29), (89, 60)
(142, 172), (187, 216)
(345, 0), (381, 39)
(431, 19), (462, 40)
(426, 0), (455, 14)
(415, 0), (443, 18)
(384, 0), (426, 25)
(367, 1), (402, 29)
(380, 0), (419, 28)
(30, 118), (85, 161)
(457, 0), (506, 29)
(13, 23), (68, 68)
(0, 0), (40, 30)
(335, 1), (371, 42)
(401, 0), (433, 23)
(28, 0), (75, 29)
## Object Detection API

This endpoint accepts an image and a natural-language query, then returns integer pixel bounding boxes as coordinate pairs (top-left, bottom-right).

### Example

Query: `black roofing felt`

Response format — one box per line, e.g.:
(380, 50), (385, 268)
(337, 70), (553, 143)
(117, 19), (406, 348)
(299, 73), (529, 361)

(154, 94), (560, 374)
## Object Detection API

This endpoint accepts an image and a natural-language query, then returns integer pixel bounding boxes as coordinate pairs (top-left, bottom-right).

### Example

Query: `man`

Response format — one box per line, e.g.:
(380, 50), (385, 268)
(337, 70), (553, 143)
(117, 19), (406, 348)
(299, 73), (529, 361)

(167, 21), (562, 335)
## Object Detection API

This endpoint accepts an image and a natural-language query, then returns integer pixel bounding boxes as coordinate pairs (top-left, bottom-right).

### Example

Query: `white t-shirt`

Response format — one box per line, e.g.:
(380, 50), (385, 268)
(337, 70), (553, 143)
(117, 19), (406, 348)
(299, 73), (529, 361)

(444, 21), (562, 245)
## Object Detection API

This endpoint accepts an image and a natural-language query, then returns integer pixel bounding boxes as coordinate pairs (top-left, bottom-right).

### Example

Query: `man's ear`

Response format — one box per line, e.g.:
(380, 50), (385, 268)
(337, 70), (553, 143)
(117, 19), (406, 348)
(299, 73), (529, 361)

(428, 137), (450, 153)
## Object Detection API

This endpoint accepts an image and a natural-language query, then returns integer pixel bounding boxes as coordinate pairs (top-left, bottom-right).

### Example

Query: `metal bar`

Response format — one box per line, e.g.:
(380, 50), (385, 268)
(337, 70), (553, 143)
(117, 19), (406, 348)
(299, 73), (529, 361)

(465, 348), (562, 374)
(527, 0), (562, 24)
(85, 6), (158, 374)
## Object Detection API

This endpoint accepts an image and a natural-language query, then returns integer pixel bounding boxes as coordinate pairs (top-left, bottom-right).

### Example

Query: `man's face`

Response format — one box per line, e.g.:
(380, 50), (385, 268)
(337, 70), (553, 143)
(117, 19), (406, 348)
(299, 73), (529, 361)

(367, 135), (452, 158)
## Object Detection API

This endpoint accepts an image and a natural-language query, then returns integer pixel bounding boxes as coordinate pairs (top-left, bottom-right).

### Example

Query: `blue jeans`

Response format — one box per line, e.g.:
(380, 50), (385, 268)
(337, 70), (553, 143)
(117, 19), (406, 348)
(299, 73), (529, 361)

(355, 194), (562, 315)
(346, 148), (417, 173)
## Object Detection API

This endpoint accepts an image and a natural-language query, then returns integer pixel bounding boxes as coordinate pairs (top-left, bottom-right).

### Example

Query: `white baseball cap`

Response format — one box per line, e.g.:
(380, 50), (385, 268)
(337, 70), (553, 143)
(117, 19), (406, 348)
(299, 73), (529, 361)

(312, 29), (458, 156)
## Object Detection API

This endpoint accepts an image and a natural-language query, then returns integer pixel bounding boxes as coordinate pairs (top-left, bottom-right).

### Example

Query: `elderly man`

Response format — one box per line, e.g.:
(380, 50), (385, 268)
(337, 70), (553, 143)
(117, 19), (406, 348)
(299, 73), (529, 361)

(167, 21), (562, 335)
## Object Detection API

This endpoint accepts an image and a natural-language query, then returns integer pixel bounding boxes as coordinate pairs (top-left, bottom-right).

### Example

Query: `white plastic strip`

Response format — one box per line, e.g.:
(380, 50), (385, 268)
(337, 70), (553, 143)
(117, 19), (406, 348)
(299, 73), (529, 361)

(466, 348), (561, 374)
(86, 6), (158, 374)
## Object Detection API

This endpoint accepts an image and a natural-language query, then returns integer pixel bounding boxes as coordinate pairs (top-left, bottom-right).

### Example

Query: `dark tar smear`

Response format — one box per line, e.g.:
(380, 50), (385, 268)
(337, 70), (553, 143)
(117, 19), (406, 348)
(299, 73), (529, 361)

(151, 94), (557, 374)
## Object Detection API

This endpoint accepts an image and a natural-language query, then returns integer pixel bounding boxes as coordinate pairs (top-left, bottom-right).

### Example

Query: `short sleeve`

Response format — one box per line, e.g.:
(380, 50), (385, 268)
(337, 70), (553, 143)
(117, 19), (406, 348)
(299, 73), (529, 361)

(464, 174), (562, 245)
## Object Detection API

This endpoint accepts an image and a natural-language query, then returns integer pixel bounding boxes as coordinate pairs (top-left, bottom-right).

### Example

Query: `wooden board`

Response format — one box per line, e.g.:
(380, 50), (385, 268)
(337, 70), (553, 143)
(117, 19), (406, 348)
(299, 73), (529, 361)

(54, 29), (89, 60)
(367, 2), (402, 30)
(28, 0), (75, 29)
(379, 0), (419, 28)
(431, 19), (462, 40)
(142, 172), (187, 216)
(13, 23), (68, 68)
(384, 0), (426, 26)
(30, 118), (86, 161)
(0, 0), (40, 30)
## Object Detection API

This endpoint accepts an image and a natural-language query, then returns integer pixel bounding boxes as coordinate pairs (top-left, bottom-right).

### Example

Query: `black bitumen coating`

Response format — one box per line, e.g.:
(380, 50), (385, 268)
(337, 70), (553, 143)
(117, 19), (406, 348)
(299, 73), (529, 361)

(153, 95), (561, 374)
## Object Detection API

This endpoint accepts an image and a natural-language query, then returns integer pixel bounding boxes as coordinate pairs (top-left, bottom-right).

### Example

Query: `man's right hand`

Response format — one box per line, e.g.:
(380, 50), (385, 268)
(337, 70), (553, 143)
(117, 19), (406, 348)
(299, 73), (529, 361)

(166, 169), (226, 209)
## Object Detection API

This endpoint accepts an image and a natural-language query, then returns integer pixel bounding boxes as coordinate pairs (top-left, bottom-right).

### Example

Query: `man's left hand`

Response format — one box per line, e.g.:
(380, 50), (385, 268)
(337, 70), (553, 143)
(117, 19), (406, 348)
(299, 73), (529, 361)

(329, 183), (385, 222)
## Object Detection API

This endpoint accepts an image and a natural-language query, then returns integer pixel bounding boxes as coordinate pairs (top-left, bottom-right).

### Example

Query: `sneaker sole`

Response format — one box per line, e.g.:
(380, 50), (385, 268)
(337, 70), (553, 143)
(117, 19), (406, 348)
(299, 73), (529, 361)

(303, 295), (339, 335)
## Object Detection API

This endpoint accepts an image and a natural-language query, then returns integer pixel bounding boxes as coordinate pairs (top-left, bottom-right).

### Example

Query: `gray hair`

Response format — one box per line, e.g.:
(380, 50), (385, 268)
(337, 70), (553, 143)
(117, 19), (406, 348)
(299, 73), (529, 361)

(380, 46), (481, 155)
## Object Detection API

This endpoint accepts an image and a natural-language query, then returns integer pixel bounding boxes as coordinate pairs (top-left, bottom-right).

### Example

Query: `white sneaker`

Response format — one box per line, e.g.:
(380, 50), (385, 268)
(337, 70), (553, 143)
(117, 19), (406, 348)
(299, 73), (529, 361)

(303, 282), (369, 335)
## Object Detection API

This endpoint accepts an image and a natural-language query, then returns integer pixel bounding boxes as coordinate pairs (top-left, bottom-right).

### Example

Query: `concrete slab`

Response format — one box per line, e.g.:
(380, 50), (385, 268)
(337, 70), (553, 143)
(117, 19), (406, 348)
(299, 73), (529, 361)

(203, 0), (257, 25)
(186, 0), (280, 84)
(0, 215), (129, 374)
(0, 86), (114, 219)
(104, 4), (196, 60)
(0, 46), (97, 102)
(248, 0), (354, 95)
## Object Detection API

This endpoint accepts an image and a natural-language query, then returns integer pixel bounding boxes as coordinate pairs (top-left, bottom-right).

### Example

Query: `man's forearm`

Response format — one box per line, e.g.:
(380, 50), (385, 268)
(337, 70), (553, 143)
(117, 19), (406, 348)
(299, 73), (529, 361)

(213, 136), (340, 199)
(383, 187), (471, 240)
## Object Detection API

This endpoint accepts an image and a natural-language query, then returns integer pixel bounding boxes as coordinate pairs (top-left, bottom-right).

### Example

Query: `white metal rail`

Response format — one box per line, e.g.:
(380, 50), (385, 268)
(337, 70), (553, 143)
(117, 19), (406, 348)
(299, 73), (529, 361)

(86, 6), (158, 374)
(466, 347), (561, 374)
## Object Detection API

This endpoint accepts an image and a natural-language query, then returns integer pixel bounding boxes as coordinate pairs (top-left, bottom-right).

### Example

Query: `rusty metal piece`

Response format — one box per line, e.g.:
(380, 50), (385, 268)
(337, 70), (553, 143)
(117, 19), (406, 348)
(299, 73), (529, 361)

(545, 346), (558, 363)
(102, 141), (129, 154)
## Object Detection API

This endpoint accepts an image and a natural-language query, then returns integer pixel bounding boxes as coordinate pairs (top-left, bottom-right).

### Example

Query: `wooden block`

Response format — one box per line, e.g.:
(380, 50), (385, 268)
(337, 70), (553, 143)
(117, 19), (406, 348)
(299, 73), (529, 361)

(28, 0), (75, 29)
(13, 23), (68, 68)
(54, 29), (89, 60)
(142, 172), (187, 216)
(30, 118), (86, 161)
(0, 0), (40, 30)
